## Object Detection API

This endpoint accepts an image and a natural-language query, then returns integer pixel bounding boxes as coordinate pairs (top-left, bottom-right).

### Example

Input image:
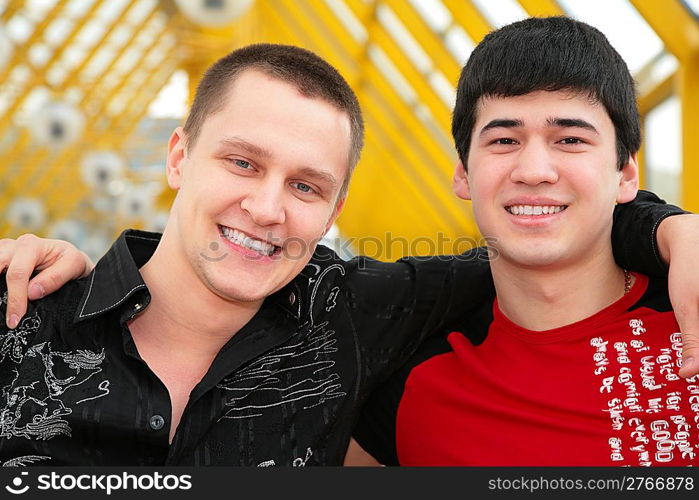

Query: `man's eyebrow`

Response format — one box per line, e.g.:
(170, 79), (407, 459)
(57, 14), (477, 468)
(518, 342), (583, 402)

(479, 119), (524, 136)
(218, 137), (272, 158)
(547, 117), (599, 134)
(297, 167), (338, 188)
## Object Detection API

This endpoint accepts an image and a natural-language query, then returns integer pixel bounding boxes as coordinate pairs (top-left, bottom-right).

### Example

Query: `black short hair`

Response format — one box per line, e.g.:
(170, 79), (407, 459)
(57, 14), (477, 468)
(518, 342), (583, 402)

(452, 16), (640, 170)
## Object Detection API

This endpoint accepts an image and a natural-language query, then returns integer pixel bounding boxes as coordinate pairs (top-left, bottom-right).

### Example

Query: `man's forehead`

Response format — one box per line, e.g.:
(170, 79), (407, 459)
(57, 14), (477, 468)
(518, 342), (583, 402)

(474, 90), (607, 124)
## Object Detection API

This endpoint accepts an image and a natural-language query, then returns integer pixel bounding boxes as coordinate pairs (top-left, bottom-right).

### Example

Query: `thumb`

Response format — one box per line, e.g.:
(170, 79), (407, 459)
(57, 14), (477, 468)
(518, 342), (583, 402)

(673, 303), (699, 378)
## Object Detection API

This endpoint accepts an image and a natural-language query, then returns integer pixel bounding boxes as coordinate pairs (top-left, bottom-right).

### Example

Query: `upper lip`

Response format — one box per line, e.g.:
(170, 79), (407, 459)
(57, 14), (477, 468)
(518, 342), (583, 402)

(503, 197), (569, 207)
(218, 225), (282, 247)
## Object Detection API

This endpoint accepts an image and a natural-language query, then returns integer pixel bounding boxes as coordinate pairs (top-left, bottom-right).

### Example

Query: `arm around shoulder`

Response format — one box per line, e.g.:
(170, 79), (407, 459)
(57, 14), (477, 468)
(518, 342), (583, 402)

(0, 234), (93, 329)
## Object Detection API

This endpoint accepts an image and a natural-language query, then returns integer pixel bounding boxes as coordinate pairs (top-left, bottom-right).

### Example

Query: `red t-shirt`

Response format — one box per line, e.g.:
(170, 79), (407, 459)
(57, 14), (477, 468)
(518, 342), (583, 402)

(393, 273), (699, 465)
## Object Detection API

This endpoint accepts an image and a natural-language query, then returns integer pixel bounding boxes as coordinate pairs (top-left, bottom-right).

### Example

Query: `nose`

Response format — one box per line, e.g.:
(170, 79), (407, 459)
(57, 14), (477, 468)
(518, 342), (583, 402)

(240, 179), (286, 226)
(509, 141), (559, 186)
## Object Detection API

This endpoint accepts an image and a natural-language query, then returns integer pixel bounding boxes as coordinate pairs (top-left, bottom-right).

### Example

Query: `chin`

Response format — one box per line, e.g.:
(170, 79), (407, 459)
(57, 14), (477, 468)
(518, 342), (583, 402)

(213, 282), (271, 303)
(500, 248), (567, 269)
(199, 266), (274, 303)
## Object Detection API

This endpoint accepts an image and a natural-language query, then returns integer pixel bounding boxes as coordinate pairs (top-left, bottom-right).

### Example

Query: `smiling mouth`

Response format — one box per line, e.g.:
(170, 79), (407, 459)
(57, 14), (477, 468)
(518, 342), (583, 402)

(218, 225), (282, 257)
(505, 204), (568, 216)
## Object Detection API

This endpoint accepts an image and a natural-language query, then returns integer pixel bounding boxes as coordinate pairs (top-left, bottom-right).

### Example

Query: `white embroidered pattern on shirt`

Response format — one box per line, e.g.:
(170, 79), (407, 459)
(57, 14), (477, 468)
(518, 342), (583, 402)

(256, 447), (313, 467)
(217, 321), (345, 419)
(2, 454), (51, 466)
(217, 264), (346, 419)
(0, 312), (110, 441)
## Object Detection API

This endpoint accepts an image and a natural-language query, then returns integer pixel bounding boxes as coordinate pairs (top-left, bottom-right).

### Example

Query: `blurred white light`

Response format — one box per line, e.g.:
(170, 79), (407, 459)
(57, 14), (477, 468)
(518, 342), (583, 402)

(82, 234), (111, 262)
(7, 197), (46, 230)
(117, 185), (155, 219)
(174, 0), (254, 27)
(29, 101), (85, 148)
(81, 151), (126, 192)
(148, 211), (170, 233)
(0, 27), (14, 71)
(48, 219), (84, 244)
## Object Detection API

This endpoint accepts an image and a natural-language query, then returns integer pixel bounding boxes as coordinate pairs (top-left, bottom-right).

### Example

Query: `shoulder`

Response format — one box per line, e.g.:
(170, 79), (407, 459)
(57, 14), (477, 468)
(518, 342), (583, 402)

(629, 274), (671, 313)
(0, 271), (92, 326)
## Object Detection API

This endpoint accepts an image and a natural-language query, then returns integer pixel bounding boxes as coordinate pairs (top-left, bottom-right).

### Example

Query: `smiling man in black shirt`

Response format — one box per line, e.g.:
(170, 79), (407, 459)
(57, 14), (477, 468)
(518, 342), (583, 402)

(0, 43), (694, 466)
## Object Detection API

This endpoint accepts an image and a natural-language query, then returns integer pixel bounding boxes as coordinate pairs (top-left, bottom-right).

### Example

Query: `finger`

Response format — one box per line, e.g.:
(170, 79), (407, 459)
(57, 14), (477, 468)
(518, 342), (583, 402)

(0, 238), (15, 274)
(678, 327), (699, 378)
(27, 251), (89, 300)
(4, 241), (39, 329)
(678, 347), (699, 379)
(672, 301), (699, 378)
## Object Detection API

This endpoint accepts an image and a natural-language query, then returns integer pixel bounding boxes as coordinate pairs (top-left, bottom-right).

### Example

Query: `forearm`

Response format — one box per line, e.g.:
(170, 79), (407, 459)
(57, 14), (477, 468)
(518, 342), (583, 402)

(611, 190), (688, 275)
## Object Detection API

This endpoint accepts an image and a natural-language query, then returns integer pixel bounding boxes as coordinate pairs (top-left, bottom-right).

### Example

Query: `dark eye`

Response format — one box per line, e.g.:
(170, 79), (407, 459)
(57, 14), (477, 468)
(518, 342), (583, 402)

(493, 138), (517, 145)
(559, 137), (584, 144)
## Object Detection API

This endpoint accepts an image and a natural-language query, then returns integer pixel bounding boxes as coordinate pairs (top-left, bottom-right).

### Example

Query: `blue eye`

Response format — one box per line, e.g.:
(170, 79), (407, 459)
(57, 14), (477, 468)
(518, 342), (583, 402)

(234, 159), (252, 169)
(293, 182), (314, 194)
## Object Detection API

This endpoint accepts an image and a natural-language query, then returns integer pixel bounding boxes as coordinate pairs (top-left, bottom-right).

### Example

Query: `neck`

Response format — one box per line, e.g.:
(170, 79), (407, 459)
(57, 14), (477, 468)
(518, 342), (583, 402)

(491, 250), (630, 332)
(130, 232), (262, 363)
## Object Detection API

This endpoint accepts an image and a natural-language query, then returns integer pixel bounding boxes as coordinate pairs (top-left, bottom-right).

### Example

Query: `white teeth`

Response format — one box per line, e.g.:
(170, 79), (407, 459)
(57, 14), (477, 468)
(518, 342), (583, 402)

(220, 226), (276, 256)
(506, 205), (566, 216)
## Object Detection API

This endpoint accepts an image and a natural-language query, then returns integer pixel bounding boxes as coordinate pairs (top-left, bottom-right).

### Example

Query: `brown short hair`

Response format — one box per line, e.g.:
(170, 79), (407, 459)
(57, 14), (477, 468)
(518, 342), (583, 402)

(183, 43), (364, 198)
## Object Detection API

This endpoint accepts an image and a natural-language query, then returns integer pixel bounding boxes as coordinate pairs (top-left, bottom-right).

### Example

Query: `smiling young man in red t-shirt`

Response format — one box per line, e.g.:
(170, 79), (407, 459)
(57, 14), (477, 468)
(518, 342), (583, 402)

(352, 16), (699, 466)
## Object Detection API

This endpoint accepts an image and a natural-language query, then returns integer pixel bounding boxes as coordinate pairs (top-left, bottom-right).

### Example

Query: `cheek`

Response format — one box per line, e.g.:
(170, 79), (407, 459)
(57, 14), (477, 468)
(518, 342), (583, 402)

(466, 171), (500, 206)
(289, 205), (334, 239)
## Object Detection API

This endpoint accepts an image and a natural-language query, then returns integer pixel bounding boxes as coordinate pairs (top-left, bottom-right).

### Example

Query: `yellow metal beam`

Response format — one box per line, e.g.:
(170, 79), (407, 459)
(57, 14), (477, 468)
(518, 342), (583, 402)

(630, 0), (699, 60)
(341, 1), (451, 132)
(333, 2), (455, 174)
(0, 6), (165, 215)
(516, 0), (564, 17)
(631, 0), (699, 210)
(275, 0), (358, 81)
(36, 39), (177, 214)
(637, 123), (646, 190)
(637, 72), (676, 116)
(59, 0), (143, 92)
(79, 8), (163, 113)
(0, 0), (102, 136)
(0, 0), (71, 127)
(46, 59), (180, 224)
(680, 54), (699, 212)
(442, 0), (493, 43)
(0, 1), (154, 205)
(1, 0), (25, 22)
(381, 0), (461, 83)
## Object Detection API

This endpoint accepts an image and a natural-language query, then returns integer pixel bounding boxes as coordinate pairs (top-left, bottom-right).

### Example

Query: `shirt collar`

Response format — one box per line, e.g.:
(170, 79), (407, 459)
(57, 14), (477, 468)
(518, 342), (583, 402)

(74, 230), (158, 324)
(75, 229), (314, 324)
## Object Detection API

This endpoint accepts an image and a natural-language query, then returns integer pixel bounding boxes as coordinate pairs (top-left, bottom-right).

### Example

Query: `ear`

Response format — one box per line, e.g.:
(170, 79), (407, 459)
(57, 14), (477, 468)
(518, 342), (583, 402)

(166, 127), (187, 191)
(324, 197), (346, 235)
(616, 153), (640, 204)
(452, 161), (472, 200)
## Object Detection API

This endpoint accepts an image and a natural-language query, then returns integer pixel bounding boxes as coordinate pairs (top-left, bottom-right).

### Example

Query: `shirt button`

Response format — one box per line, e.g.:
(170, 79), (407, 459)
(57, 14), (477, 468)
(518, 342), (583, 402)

(134, 303), (143, 311)
(149, 414), (165, 431)
(289, 293), (296, 305)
